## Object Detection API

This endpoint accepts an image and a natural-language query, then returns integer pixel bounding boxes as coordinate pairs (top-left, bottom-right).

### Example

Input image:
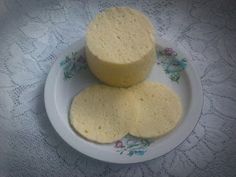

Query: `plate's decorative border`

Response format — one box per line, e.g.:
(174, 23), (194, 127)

(60, 51), (88, 80)
(114, 136), (152, 156)
(157, 48), (187, 83)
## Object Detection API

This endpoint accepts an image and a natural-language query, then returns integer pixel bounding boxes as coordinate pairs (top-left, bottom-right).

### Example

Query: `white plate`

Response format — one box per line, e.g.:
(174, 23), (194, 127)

(44, 37), (203, 164)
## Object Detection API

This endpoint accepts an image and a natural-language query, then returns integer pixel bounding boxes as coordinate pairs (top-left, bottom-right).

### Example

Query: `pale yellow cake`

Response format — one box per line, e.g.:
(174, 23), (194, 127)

(86, 7), (156, 87)
(69, 84), (136, 143)
(128, 82), (182, 138)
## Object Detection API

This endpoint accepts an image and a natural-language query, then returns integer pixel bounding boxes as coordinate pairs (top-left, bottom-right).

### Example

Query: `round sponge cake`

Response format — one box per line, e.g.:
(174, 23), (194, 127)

(69, 84), (136, 143)
(129, 82), (182, 138)
(86, 7), (156, 87)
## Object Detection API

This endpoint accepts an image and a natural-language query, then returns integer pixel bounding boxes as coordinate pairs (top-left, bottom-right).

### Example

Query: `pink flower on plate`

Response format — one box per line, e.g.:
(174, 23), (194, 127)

(164, 48), (177, 56)
(115, 140), (125, 148)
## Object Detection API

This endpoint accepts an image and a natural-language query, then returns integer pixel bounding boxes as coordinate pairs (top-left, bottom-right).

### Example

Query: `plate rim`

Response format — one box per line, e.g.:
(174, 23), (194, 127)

(44, 37), (203, 164)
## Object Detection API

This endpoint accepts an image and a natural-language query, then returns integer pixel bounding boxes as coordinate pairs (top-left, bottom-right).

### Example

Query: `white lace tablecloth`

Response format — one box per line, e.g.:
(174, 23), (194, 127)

(1, 0), (236, 176)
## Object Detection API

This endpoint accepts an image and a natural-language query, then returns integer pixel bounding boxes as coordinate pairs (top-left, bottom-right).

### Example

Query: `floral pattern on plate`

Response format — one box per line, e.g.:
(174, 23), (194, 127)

(114, 136), (152, 156)
(60, 51), (88, 80)
(157, 48), (187, 83)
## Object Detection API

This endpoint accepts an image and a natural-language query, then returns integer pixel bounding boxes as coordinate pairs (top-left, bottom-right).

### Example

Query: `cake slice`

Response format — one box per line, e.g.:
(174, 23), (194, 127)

(129, 82), (182, 138)
(70, 84), (136, 143)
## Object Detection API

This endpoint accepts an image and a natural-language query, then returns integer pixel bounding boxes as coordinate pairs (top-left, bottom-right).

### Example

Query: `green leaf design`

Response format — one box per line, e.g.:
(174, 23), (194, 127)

(157, 48), (187, 83)
(60, 51), (88, 80)
(114, 136), (152, 156)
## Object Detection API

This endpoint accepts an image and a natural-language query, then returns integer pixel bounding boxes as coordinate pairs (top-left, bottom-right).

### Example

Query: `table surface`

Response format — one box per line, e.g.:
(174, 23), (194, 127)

(1, 0), (236, 176)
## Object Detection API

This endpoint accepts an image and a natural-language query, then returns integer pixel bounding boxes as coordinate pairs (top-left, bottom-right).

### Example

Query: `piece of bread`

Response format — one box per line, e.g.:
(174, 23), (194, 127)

(128, 82), (182, 138)
(86, 7), (156, 87)
(69, 84), (136, 143)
